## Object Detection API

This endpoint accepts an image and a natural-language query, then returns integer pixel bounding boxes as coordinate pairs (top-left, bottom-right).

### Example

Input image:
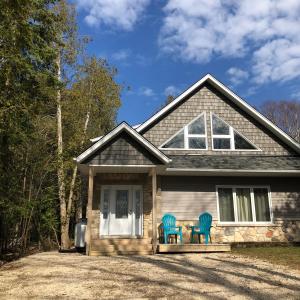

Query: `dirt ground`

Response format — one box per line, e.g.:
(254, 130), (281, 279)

(0, 251), (300, 299)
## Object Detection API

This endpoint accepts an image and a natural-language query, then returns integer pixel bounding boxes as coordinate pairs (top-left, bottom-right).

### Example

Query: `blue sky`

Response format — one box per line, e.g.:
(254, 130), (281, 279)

(76, 0), (300, 126)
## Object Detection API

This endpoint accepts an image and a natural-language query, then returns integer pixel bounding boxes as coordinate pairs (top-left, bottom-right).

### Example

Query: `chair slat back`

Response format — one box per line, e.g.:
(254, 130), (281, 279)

(199, 212), (212, 232)
(162, 214), (176, 228)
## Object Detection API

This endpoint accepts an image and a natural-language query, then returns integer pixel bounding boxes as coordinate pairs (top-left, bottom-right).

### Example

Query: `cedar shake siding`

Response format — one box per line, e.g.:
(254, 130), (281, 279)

(159, 176), (300, 220)
(82, 131), (163, 165)
(142, 83), (297, 156)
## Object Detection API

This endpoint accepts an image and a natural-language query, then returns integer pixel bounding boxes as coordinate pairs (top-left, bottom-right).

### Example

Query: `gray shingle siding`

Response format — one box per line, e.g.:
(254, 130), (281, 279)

(83, 131), (162, 165)
(142, 83), (297, 156)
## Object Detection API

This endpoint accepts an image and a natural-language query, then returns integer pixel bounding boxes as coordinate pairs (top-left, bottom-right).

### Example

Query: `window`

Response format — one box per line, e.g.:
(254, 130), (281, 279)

(161, 113), (207, 149)
(211, 114), (258, 150)
(116, 190), (129, 219)
(217, 186), (272, 223)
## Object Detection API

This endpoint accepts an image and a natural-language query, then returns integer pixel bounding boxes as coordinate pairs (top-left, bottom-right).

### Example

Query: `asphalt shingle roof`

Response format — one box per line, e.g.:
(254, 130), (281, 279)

(168, 155), (300, 170)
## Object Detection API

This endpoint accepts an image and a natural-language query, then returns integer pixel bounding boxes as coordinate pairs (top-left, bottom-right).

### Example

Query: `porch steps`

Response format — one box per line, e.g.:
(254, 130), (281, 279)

(158, 243), (231, 253)
(90, 238), (153, 256)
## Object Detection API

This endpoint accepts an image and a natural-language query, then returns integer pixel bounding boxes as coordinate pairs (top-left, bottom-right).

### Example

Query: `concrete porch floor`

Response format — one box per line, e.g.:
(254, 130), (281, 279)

(158, 243), (231, 253)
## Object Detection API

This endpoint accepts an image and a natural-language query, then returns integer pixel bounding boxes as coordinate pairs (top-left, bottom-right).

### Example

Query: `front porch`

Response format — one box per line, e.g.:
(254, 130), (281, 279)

(158, 243), (231, 253)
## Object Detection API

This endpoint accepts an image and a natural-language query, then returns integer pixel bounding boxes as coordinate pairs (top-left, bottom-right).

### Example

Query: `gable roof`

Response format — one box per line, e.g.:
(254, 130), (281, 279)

(76, 122), (171, 164)
(136, 74), (300, 154)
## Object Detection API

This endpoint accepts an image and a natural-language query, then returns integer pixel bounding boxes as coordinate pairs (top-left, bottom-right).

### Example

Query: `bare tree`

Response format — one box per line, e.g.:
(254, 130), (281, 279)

(260, 100), (300, 142)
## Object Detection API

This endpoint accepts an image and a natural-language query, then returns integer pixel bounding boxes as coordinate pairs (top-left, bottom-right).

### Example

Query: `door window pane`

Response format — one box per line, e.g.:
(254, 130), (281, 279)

(103, 189), (109, 219)
(188, 137), (206, 149)
(254, 188), (271, 221)
(135, 190), (141, 219)
(116, 190), (128, 219)
(212, 115), (230, 135)
(236, 188), (253, 222)
(218, 188), (235, 222)
(188, 115), (205, 134)
(234, 131), (256, 149)
(162, 129), (184, 148)
(213, 138), (231, 149)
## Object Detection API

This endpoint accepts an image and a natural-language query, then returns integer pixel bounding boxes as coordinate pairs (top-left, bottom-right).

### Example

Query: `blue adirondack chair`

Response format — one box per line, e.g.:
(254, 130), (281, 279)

(162, 214), (183, 244)
(190, 212), (212, 244)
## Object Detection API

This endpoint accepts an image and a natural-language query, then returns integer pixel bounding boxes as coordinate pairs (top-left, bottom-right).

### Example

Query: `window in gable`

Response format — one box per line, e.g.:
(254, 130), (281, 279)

(161, 113), (207, 149)
(211, 114), (258, 150)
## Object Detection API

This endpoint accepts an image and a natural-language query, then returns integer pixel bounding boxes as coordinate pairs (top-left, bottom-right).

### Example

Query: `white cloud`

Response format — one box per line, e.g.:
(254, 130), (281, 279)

(111, 49), (130, 61)
(292, 90), (300, 100)
(227, 68), (249, 86)
(77, 0), (150, 30)
(164, 85), (181, 96)
(139, 87), (155, 97)
(159, 0), (300, 84)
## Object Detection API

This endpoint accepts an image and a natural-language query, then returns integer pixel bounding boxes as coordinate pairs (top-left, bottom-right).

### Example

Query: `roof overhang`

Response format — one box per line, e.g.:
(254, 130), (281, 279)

(160, 168), (300, 177)
(136, 74), (300, 154)
(75, 122), (171, 165)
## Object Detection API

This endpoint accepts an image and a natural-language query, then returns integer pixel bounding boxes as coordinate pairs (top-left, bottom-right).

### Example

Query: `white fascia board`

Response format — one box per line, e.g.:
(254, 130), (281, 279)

(137, 74), (300, 154)
(76, 122), (171, 164)
(163, 168), (300, 177)
(137, 74), (211, 133)
(132, 124), (141, 129)
(90, 136), (103, 143)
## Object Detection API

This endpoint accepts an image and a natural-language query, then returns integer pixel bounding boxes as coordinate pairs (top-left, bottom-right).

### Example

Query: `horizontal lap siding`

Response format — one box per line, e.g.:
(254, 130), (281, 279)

(159, 176), (300, 220)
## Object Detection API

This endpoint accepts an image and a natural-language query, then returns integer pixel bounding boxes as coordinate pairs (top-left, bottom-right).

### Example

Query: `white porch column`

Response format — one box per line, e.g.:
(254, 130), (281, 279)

(85, 166), (94, 255)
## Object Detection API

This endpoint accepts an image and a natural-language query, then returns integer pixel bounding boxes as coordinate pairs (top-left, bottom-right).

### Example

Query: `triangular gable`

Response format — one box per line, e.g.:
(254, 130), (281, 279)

(76, 122), (171, 164)
(136, 74), (300, 154)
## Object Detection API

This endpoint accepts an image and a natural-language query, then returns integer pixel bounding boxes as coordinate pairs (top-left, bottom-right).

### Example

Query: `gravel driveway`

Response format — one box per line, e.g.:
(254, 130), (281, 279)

(0, 251), (300, 299)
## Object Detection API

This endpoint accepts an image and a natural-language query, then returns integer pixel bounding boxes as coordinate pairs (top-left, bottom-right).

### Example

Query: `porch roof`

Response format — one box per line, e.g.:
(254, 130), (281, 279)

(165, 155), (300, 174)
(76, 122), (171, 165)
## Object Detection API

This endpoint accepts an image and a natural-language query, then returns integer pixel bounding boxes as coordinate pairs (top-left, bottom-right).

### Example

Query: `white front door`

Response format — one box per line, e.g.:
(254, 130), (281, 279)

(100, 185), (143, 237)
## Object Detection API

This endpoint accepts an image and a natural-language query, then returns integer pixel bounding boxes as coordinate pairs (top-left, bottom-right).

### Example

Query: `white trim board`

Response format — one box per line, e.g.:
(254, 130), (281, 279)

(161, 168), (300, 177)
(136, 74), (300, 154)
(76, 122), (171, 164)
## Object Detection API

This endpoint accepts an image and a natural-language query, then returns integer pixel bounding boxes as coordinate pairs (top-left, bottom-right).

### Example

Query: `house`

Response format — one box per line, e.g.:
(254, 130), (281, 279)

(76, 74), (300, 255)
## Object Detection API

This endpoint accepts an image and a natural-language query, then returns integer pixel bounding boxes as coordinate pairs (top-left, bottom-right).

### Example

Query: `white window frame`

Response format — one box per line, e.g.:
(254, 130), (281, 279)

(210, 113), (260, 151)
(159, 112), (208, 150)
(216, 185), (273, 225)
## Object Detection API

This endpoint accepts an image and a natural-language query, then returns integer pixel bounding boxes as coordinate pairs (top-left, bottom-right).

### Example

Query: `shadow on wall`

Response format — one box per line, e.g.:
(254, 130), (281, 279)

(273, 192), (300, 242)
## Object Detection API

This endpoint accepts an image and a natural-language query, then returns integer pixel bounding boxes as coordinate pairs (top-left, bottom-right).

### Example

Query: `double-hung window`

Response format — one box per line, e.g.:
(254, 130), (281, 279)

(217, 186), (272, 223)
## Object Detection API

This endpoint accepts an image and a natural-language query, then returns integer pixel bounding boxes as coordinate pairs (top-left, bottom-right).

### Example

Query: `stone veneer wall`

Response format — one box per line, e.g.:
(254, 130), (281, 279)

(90, 173), (153, 241)
(159, 220), (300, 244)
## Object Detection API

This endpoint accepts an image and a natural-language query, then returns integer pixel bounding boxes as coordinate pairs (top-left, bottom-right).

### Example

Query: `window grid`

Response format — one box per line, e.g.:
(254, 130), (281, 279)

(211, 113), (258, 151)
(217, 186), (272, 224)
(160, 112), (208, 150)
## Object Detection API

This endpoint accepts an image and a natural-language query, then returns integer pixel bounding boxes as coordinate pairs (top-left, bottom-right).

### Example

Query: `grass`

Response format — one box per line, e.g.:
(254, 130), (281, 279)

(233, 246), (300, 270)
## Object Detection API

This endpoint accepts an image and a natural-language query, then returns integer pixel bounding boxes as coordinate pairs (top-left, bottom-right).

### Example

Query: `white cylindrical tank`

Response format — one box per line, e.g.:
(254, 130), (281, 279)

(75, 218), (87, 248)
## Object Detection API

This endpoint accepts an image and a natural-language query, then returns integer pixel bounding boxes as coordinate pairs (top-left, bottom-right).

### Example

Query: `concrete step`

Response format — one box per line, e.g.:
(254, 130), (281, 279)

(91, 244), (153, 252)
(92, 238), (152, 247)
(90, 249), (153, 256)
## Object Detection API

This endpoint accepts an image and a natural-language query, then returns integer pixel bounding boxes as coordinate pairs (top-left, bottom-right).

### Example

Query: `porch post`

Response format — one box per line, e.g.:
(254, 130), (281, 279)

(151, 167), (157, 254)
(85, 166), (94, 255)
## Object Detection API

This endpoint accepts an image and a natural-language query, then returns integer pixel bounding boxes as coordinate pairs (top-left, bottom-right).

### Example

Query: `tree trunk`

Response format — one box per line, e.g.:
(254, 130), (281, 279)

(66, 105), (91, 227)
(56, 55), (69, 250)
